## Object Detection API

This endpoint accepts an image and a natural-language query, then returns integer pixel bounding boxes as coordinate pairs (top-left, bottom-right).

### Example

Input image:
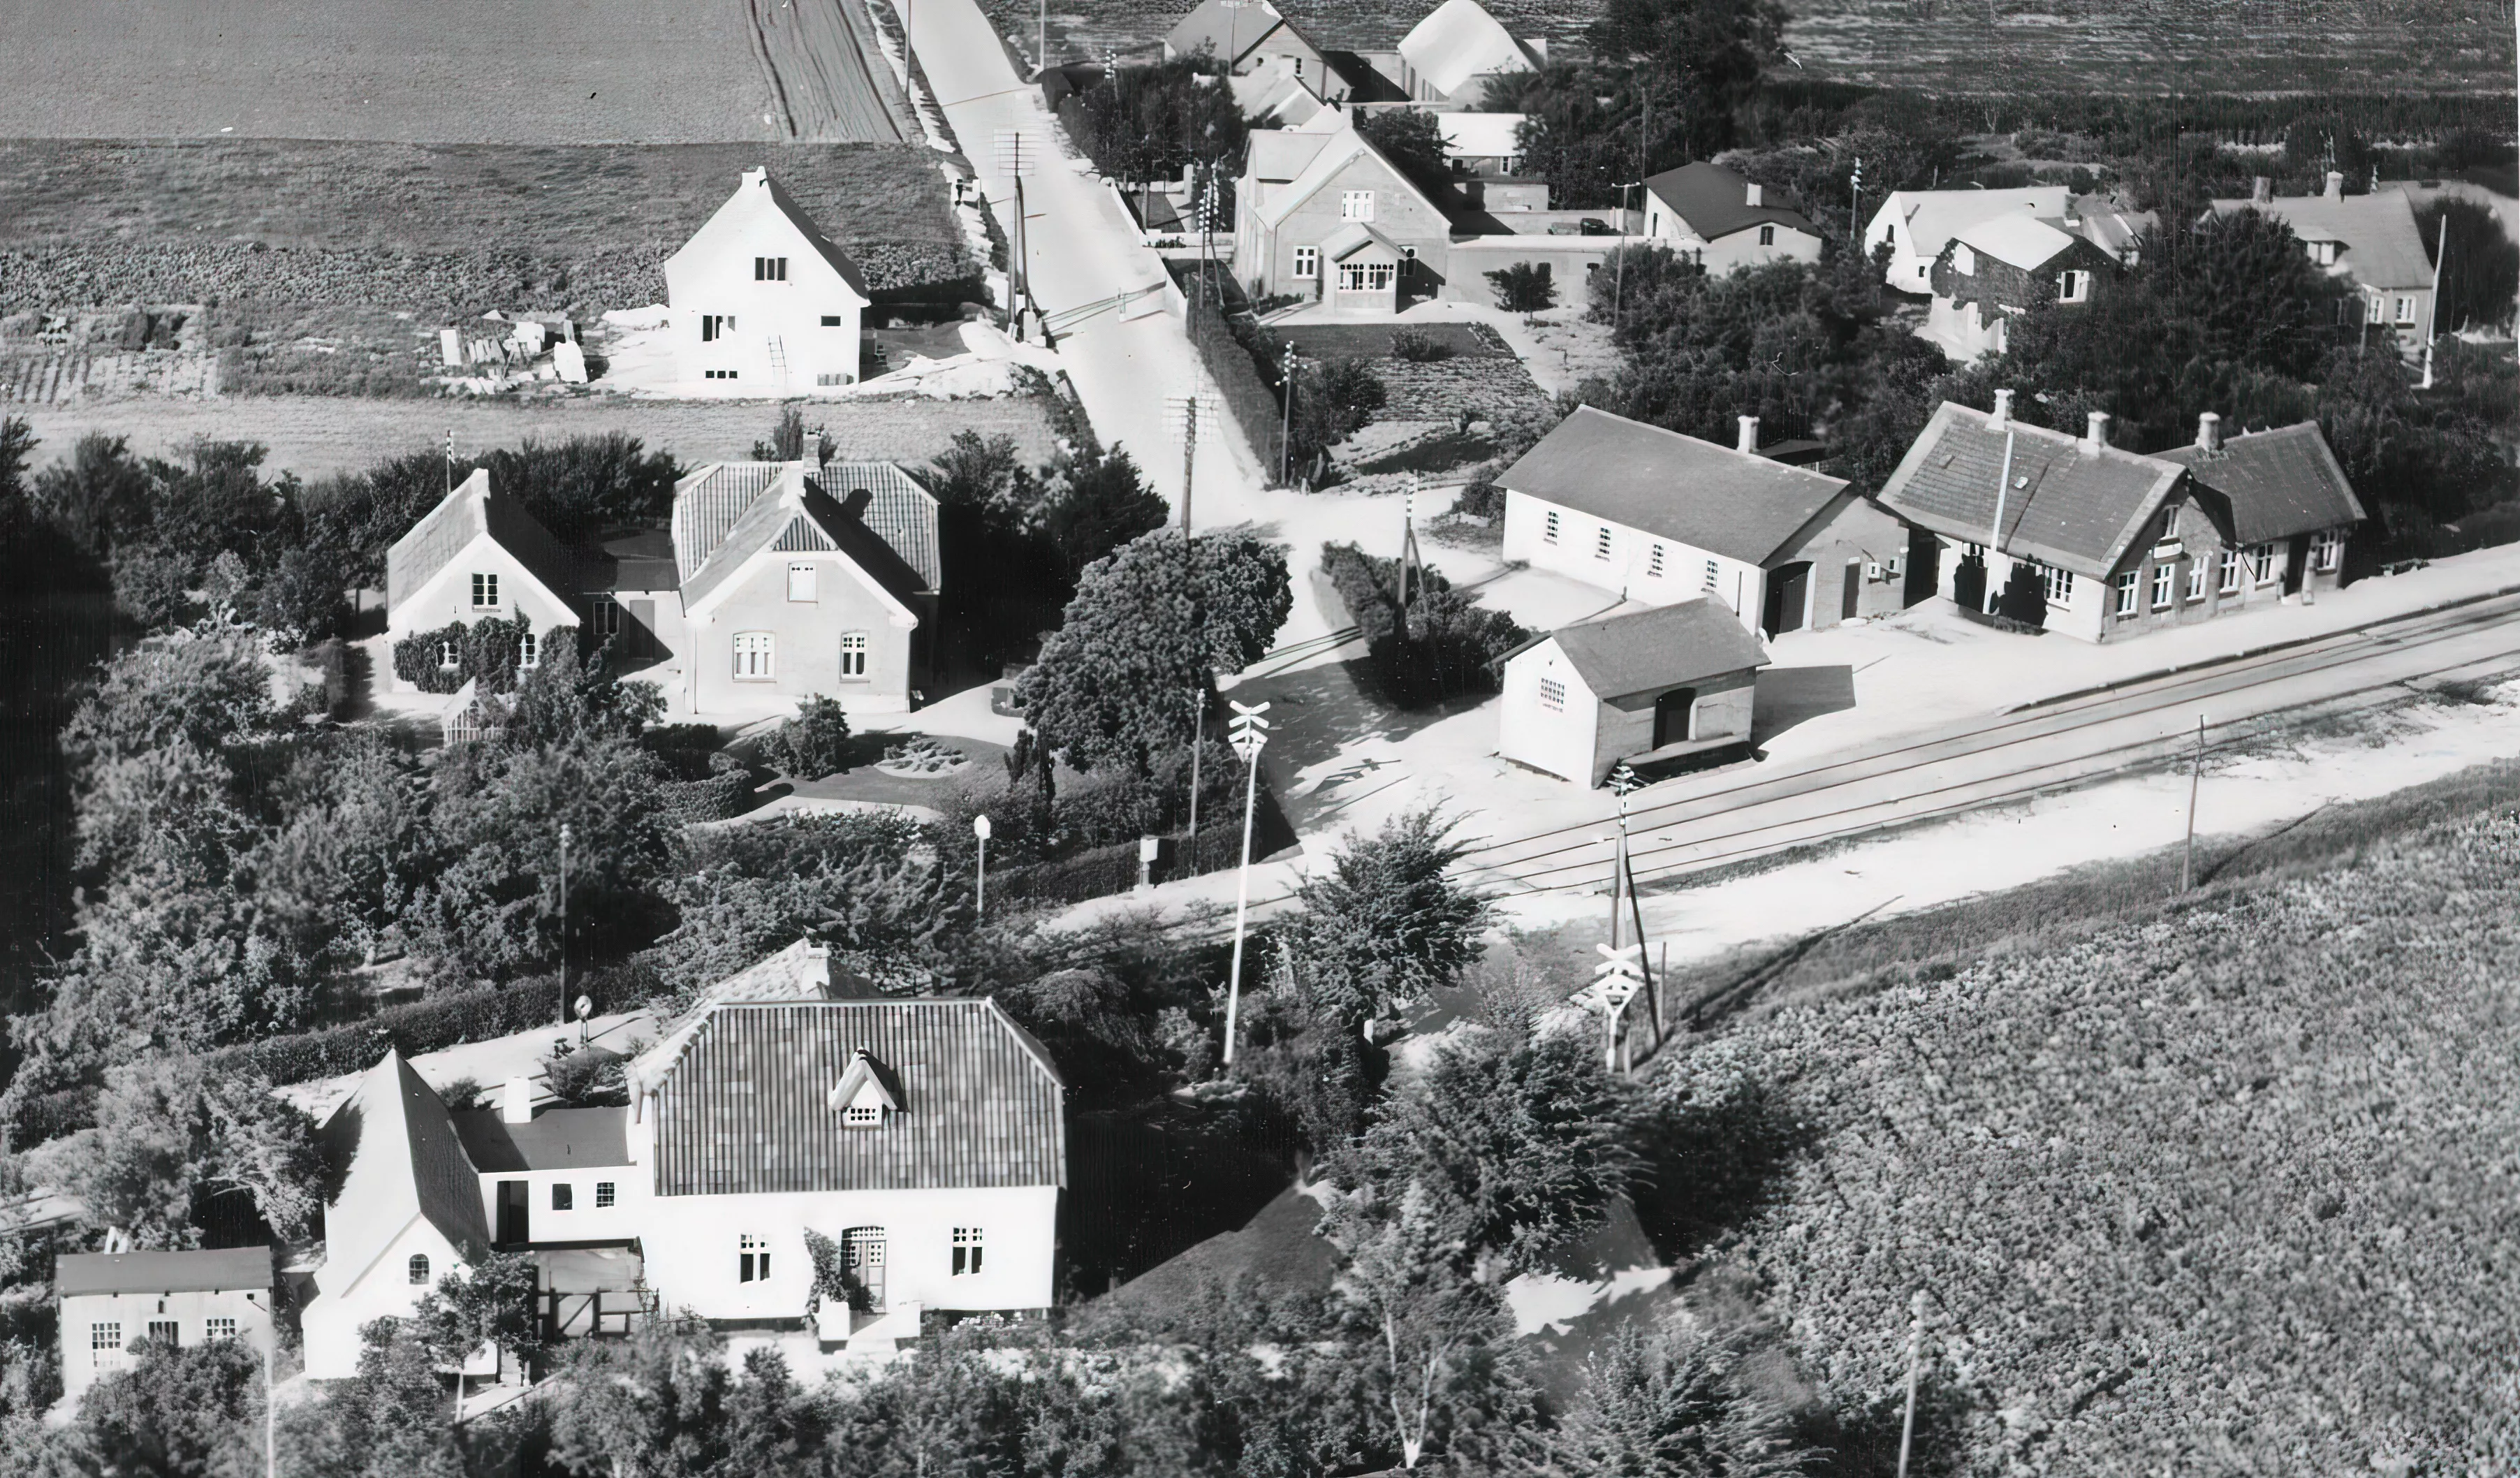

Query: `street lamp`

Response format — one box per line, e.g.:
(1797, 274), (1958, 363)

(557, 823), (572, 1027)
(1219, 700), (1271, 1067)
(972, 813), (992, 917)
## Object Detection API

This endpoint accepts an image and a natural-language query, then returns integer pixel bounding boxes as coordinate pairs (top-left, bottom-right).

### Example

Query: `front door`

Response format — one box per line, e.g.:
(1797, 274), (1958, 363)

(841, 1228), (886, 1310)
(2282, 536), (2309, 595)
(1842, 559), (1863, 621)
(1762, 562), (1811, 636)
(1653, 687), (1697, 749)
(497, 1181), (530, 1245)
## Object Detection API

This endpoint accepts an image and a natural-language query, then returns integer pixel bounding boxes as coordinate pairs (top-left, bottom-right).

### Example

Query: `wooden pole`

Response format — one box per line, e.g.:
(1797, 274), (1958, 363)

(1625, 851), (1658, 1051)
(1181, 400), (1203, 837)
(2181, 715), (2204, 892)
(1895, 1294), (1925, 1478)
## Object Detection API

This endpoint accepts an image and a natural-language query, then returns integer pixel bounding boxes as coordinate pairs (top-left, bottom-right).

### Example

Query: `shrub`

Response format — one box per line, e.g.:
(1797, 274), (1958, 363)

(203, 965), (669, 1089)
(1388, 327), (1454, 363)
(1451, 481), (1504, 522)
(761, 696), (854, 780)
(390, 614), (558, 695)
(110, 542), (191, 629)
(1321, 541), (1528, 707)
(1486, 262), (1558, 314)
(638, 723), (725, 782)
(656, 753), (755, 823)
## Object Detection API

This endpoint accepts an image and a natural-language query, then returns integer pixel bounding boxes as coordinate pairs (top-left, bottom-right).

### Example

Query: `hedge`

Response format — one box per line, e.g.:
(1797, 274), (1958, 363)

(1321, 541), (1527, 708)
(991, 779), (1298, 908)
(657, 761), (757, 823)
(1184, 294), (1288, 483)
(391, 616), (565, 695)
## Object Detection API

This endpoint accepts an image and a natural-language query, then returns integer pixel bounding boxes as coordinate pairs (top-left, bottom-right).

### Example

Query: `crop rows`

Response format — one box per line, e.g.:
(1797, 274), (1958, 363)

(1654, 810), (2520, 1470)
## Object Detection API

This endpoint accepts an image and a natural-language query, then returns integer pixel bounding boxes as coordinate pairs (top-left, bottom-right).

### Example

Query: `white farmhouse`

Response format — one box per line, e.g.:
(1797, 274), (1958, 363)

(299, 943), (1064, 1377)
(57, 1247), (277, 1405)
(1862, 186), (2074, 292)
(665, 168), (872, 395)
(383, 468), (580, 667)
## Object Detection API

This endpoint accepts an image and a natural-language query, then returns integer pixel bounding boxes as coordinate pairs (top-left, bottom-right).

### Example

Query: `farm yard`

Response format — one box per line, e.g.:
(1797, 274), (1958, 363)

(0, 140), (976, 400)
(0, 0), (910, 143)
(1653, 806), (2520, 1470)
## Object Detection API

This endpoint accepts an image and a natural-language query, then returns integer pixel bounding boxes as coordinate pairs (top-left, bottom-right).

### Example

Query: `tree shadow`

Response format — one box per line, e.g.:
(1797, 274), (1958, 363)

(1627, 1078), (1815, 1268)
(1752, 664), (1857, 747)
(1235, 657), (1490, 828)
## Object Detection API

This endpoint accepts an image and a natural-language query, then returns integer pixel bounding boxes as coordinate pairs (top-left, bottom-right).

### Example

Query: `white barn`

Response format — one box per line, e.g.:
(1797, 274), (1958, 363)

(1498, 600), (1769, 787)
(665, 168), (872, 395)
(57, 1247), (277, 1405)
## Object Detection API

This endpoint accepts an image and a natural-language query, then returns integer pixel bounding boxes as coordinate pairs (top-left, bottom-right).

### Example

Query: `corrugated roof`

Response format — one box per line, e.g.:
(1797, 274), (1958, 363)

(1642, 162), (1817, 244)
(1539, 599), (1770, 699)
(385, 469), (581, 621)
(2209, 190), (2433, 290)
(1867, 187), (2073, 261)
(1955, 212), (2081, 271)
(452, 1106), (633, 1173)
(672, 462), (787, 580)
(1398, 0), (1537, 100)
(649, 998), (1064, 1196)
(817, 462), (942, 591)
(2155, 421), (2366, 545)
(320, 1051), (490, 1291)
(1500, 406), (1852, 567)
(57, 1246), (273, 1297)
(1875, 403), (2185, 578)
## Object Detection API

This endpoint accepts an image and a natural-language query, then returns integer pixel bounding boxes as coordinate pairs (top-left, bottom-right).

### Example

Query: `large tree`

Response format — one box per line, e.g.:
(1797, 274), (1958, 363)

(1535, 1323), (1815, 1478)
(1018, 529), (1291, 775)
(68, 1326), (262, 1478)
(29, 1055), (325, 1248)
(1285, 808), (1487, 1030)
(283, 1319), (467, 1478)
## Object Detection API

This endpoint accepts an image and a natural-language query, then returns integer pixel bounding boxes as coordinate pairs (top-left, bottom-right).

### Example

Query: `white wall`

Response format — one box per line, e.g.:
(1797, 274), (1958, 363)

(1500, 490), (1766, 632)
(1496, 639), (1600, 784)
(303, 1219), (468, 1380)
(60, 1287), (276, 1404)
(385, 532), (576, 650)
(668, 231), (863, 393)
(469, 1161), (648, 1247)
(684, 548), (918, 717)
(637, 1185), (1059, 1321)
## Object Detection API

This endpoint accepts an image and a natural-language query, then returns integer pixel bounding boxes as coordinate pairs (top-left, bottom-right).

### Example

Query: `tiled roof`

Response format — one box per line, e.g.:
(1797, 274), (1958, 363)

(452, 1106), (632, 1173)
(817, 462), (942, 591)
(320, 1051), (490, 1289)
(671, 462), (786, 580)
(1642, 162), (1817, 243)
(673, 462), (935, 609)
(1537, 599), (1770, 700)
(57, 1246), (273, 1297)
(631, 939), (840, 1098)
(1875, 403), (2185, 578)
(2208, 190), (2433, 290)
(2154, 421), (2366, 545)
(1398, 0), (1537, 99)
(386, 469), (581, 620)
(1500, 406), (1852, 567)
(647, 997), (1064, 1196)
(1255, 124), (1445, 231)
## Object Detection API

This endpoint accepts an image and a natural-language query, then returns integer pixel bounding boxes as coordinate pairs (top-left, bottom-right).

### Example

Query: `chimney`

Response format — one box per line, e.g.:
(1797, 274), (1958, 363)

(1736, 415), (1760, 454)
(501, 1076), (534, 1125)
(744, 166), (768, 190)
(2324, 170), (2344, 201)
(1991, 389), (2014, 426)
(2083, 411), (2111, 453)
(1744, 181), (1764, 207)
(2251, 176), (2271, 205)
(2196, 411), (2223, 452)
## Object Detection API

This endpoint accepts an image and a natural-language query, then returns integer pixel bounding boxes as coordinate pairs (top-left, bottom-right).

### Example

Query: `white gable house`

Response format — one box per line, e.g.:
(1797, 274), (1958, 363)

(383, 469), (581, 677)
(665, 168), (872, 395)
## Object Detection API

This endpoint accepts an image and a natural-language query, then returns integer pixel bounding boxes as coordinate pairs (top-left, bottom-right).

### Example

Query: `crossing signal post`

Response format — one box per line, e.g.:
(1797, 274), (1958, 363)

(1219, 700), (1272, 1066)
(1578, 942), (1646, 1071)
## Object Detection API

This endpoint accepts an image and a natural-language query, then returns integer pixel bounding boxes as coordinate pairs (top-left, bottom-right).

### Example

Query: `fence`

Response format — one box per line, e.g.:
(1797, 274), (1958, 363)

(991, 780), (1298, 909)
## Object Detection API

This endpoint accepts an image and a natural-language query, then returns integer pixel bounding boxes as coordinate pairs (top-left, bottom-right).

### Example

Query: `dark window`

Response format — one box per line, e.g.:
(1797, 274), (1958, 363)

(740, 1234), (769, 1282)
(552, 1183), (573, 1211)
(408, 1254), (430, 1285)
(595, 1182), (616, 1207)
(755, 256), (789, 281)
(821, 314), (844, 326)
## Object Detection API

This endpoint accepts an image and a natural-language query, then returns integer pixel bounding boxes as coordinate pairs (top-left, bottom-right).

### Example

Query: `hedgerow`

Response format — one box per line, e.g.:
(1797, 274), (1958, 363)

(390, 615), (560, 695)
(1654, 809), (2520, 1470)
(1320, 541), (1527, 707)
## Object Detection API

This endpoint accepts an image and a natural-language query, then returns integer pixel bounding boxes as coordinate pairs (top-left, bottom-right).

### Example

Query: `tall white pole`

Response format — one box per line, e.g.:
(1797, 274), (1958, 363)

(1896, 1292), (1926, 1478)
(973, 814), (992, 917)
(557, 824), (570, 1027)
(1222, 703), (1271, 1067)
(265, 1338), (276, 1478)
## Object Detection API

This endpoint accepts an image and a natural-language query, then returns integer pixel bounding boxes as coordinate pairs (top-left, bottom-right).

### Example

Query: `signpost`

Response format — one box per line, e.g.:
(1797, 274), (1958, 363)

(1219, 701), (1272, 1065)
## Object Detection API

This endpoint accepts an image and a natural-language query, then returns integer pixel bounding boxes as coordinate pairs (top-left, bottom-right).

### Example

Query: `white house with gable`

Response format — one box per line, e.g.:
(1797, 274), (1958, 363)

(665, 168), (872, 395)
(383, 469), (581, 672)
(57, 1247), (278, 1405)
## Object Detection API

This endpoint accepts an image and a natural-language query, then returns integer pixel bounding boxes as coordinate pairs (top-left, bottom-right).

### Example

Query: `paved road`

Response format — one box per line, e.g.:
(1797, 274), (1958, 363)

(1465, 589), (2520, 897)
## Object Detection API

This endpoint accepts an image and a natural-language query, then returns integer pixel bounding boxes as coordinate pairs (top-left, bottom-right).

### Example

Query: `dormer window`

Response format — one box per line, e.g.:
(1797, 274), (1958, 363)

(2306, 240), (2340, 267)
(2058, 269), (2088, 303)
(828, 1048), (900, 1128)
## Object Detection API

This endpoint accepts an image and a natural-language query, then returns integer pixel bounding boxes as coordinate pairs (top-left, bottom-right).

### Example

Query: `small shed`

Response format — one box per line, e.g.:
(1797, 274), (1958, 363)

(57, 1246), (277, 1405)
(1498, 599), (1771, 786)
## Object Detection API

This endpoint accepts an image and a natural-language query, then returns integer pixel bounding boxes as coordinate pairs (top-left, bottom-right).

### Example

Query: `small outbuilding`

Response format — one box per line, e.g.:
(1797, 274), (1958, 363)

(57, 1246), (277, 1405)
(1498, 599), (1770, 786)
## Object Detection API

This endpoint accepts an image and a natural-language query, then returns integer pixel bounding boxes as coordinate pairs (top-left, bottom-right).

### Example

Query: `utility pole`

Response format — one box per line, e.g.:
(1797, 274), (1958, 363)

(997, 132), (1034, 340)
(264, 1338), (276, 1478)
(1277, 342), (1298, 486)
(973, 814), (992, 916)
(1610, 180), (1639, 328)
(2422, 207), (2447, 390)
(444, 427), (454, 497)
(1220, 701), (1272, 1066)
(1896, 1292), (1926, 1478)
(1036, 0), (1046, 78)
(1606, 762), (1640, 949)
(1851, 154), (1864, 249)
(1166, 395), (1219, 835)
(2181, 715), (2204, 892)
(556, 823), (571, 1027)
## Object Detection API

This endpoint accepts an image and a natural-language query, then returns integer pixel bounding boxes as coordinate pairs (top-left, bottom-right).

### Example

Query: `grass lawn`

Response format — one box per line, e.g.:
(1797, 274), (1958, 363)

(1641, 761), (2520, 1470)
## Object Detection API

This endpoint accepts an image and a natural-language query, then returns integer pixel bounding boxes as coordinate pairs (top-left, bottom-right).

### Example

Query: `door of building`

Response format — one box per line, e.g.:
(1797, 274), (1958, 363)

(841, 1228), (887, 1310)
(1652, 687), (1697, 749)
(1762, 562), (1810, 635)
(1842, 560), (1863, 621)
(497, 1181), (530, 1245)
(2282, 536), (2309, 595)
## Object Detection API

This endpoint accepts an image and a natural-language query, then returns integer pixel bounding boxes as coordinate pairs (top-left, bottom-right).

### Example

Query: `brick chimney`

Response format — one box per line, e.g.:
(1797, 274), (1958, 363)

(2324, 170), (2345, 201)
(502, 1076), (534, 1125)
(1991, 389), (2014, 425)
(1744, 181), (1764, 207)
(2083, 411), (2111, 453)
(2196, 411), (2223, 452)
(2251, 176), (2271, 204)
(1736, 415), (1759, 454)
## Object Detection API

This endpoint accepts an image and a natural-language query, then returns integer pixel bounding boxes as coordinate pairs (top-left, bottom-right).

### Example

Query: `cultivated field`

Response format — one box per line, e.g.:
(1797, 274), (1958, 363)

(1004, 0), (2514, 96)
(1655, 803), (2520, 1469)
(0, 0), (907, 143)
(1, 395), (1062, 482)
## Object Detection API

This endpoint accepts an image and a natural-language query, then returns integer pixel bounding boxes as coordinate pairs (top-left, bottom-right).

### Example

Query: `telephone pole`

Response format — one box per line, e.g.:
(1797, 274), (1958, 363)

(1166, 395), (1219, 835)
(2181, 715), (2205, 892)
(556, 823), (571, 1027)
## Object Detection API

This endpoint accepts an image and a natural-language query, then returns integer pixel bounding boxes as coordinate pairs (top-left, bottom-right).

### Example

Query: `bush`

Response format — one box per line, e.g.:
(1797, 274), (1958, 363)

(202, 965), (669, 1089)
(637, 723), (725, 782)
(1451, 480), (1504, 522)
(1486, 262), (1558, 314)
(656, 753), (755, 823)
(110, 542), (191, 629)
(1388, 327), (1454, 363)
(390, 615), (562, 694)
(761, 696), (854, 780)
(1321, 541), (1528, 707)
(1183, 294), (1289, 482)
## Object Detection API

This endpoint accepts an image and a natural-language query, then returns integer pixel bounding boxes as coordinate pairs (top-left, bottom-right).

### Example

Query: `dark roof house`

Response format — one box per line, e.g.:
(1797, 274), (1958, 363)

(1875, 399), (2181, 578)
(1500, 406), (1854, 566)
(1542, 600), (1772, 701)
(2155, 416), (2367, 545)
(1642, 162), (1819, 245)
(57, 1247), (274, 1298)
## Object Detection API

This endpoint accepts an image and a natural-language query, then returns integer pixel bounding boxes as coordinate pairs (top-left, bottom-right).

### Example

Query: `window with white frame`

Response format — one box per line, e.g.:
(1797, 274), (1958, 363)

(589, 597), (622, 637)
(2311, 529), (2343, 571)
(595, 1181), (615, 1208)
(839, 631), (870, 679)
(2039, 564), (2074, 604)
(1538, 677), (1566, 712)
(2394, 296), (2417, 324)
(733, 631), (774, 680)
(1340, 190), (1375, 221)
(1292, 245), (1319, 279)
(1757, 224), (1775, 247)
(754, 256), (789, 281)
(1594, 525), (1613, 560)
(739, 1234), (770, 1283)
(1542, 511), (1560, 544)
(437, 639), (460, 671)
(205, 1318), (237, 1342)
(1647, 544), (1666, 578)
(2218, 548), (2243, 593)
(2250, 543), (2278, 583)
(408, 1254), (431, 1285)
(2114, 570), (2139, 615)
(91, 1323), (121, 1358)
(2306, 240), (2340, 266)
(518, 631), (539, 669)
(1338, 261), (1395, 293)
(952, 1227), (985, 1276)
(702, 314), (736, 340)
(788, 561), (818, 602)
(2058, 269), (2089, 302)
(2186, 559), (2208, 601)
(471, 572), (499, 608)
(1703, 559), (1720, 592)
(2151, 562), (2174, 608)
(2365, 293), (2385, 323)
